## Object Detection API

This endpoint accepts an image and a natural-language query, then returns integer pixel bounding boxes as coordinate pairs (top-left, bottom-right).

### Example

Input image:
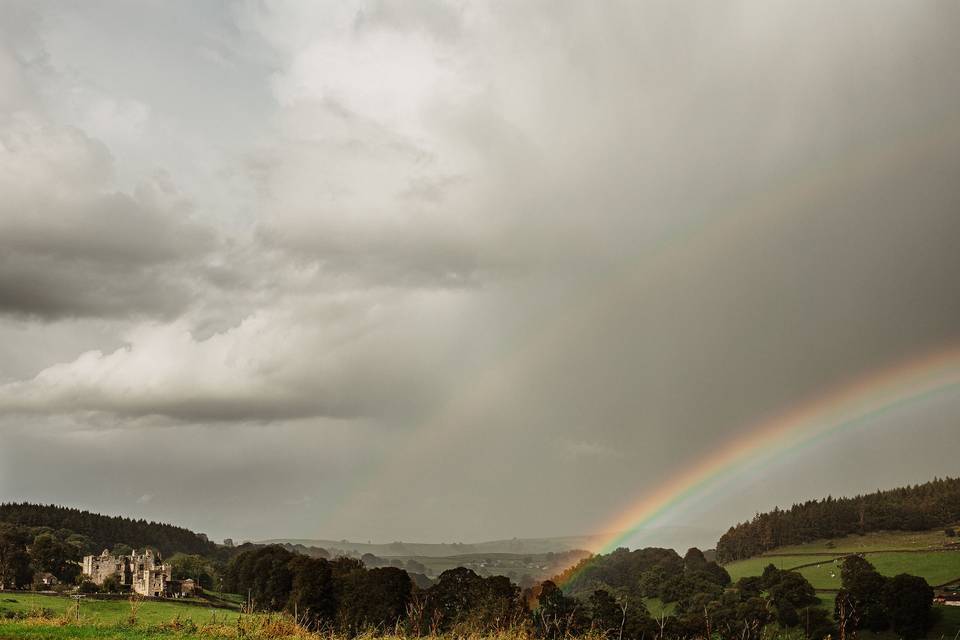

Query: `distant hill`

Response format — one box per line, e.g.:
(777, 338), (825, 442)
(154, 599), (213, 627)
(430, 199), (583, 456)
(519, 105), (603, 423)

(717, 476), (960, 562)
(262, 525), (719, 558)
(258, 534), (606, 558)
(0, 502), (220, 558)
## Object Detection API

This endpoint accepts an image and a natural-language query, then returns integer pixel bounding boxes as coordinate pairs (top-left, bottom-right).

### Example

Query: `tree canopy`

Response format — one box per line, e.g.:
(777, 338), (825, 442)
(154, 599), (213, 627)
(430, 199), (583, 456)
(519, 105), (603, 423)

(717, 477), (960, 561)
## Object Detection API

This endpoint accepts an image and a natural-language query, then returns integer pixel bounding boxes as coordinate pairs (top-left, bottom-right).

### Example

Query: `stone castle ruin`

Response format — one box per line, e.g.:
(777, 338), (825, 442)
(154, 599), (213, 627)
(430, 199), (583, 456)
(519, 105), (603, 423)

(82, 548), (194, 597)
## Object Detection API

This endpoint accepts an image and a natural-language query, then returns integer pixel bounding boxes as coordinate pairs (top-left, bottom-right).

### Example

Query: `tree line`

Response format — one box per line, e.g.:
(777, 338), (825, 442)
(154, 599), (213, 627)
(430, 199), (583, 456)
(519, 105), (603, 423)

(224, 545), (530, 636)
(0, 521), (228, 592)
(0, 503), (220, 559)
(717, 476), (960, 561)
(1, 523), (80, 588)
(554, 547), (731, 603)
(549, 546), (836, 640)
(223, 544), (847, 640)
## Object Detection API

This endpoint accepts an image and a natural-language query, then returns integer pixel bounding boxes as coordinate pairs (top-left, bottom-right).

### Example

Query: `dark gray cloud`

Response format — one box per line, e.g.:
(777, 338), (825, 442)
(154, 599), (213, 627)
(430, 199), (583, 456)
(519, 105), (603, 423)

(1, 1), (959, 546)
(0, 111), (214, 320)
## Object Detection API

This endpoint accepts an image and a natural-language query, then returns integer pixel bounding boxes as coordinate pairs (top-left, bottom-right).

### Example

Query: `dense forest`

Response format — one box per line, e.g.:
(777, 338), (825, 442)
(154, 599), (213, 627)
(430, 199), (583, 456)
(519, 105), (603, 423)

(224, 544), (731, 639)
(224, 542), (943, 639)
(553, 546), (730, 603)
(225, 545), (530, 636)
(717, 476), (960, 561)
(0, 503), (220, 558)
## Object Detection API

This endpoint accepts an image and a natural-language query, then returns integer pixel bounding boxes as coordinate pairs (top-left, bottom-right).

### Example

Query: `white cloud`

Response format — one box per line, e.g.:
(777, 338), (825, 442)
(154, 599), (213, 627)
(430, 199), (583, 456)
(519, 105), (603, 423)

(0, 285), (485, 423)
(79, 95), (150, 146)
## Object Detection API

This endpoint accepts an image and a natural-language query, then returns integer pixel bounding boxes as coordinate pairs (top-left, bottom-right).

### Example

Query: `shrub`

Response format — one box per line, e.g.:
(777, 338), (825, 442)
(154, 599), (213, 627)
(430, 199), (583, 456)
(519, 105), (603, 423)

(77, 580), (100, 594)
(101, 575), (121, 593)
(27, 606), (55, 620)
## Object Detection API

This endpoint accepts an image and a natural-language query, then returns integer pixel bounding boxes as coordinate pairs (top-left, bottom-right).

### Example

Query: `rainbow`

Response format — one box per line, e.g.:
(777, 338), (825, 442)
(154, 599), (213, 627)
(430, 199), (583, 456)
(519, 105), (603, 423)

(321, 108), (960, 547)
(557, 344), (960, 582)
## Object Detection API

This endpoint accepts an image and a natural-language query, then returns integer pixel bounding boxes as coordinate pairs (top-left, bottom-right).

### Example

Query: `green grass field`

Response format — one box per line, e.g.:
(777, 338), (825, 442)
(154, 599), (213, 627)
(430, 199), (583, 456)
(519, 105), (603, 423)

(789, 551), (960, 589)
(0, 623), (193, 639)
(868, 551), (960, 586)
(721, 528), (960, 590)
(790, 558), (851, 590)
(770, 529), (958, 555)
(723, 556), (829, 583)
(0, 592), (242, 627)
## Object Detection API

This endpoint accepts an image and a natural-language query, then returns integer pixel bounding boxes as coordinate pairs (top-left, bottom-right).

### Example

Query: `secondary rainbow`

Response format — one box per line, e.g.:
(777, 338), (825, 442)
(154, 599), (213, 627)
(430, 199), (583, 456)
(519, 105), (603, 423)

(566, 344), (960, 568)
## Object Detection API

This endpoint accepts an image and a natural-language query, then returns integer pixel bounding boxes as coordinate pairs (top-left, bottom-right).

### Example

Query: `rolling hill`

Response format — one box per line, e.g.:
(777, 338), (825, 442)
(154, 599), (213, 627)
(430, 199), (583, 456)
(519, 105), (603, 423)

(258, 534), (607, 558)
(722, 527), (960, 590)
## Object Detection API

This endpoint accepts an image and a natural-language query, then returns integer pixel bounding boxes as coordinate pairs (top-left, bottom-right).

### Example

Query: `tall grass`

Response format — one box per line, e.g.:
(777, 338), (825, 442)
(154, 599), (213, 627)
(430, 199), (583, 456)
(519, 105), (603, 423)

(0, 607), (613, 640)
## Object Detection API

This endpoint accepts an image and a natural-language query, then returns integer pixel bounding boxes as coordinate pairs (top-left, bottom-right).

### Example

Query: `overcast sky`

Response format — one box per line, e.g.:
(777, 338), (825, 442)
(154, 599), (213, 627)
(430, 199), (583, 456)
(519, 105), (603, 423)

(1, 1), (959, 550)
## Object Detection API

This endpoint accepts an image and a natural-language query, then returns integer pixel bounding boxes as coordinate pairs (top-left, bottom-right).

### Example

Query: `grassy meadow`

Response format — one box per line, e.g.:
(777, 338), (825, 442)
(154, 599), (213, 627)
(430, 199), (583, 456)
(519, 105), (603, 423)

(721, 528), (960, 590)
(788, 551), (960, 590)
(770, 529), (958, 555)
(0, 592), (957, 639)
(0, 592), (241, 627)
(722, 556), (830, 583)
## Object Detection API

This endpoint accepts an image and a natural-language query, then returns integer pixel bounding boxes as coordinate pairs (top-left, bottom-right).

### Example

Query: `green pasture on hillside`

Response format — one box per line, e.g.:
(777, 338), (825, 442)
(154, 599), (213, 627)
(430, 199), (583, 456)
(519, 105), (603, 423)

(791, 558), (853, 590)
(771, 529), (958, 555)
(868, 551), (960, 586)
(724, 548), (960, 591)
(792, 551), (960, 589)
(721, 528), (960, 590)
(723, 555), (830, 583)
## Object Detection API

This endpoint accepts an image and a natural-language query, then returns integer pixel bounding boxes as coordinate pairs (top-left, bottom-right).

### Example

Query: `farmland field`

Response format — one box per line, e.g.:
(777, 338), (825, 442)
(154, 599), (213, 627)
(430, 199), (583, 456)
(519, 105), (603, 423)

(770, 529), (958, 555)
(0, 592), (241, 627)
(723, 555), (830, 582)
(721, 528), (960, 590)
(791, 557), (855, 590)
(789, 551), (960, 589)
(868, 551), (960, 585)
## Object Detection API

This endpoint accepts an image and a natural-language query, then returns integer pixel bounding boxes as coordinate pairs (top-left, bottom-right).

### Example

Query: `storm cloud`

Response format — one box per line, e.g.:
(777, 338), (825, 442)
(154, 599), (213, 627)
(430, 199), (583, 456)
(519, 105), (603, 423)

(0, 114), (214, 320)
(1, 1), (959, 546)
